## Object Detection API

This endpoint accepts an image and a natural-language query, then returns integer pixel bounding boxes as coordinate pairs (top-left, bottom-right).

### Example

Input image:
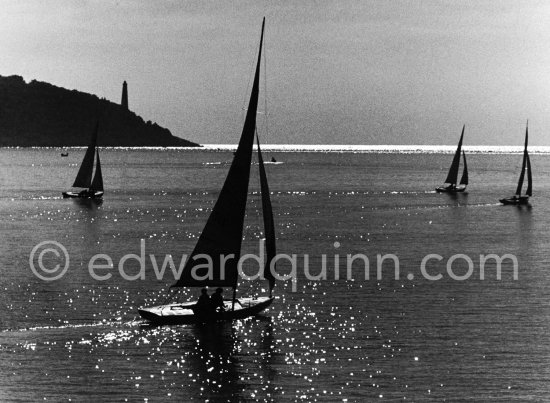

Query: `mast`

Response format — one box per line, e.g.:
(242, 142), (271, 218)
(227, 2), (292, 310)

(172, 18), (266, 288)
(459, 151), (468, 186)
(256, 134), (276, 297)
(444, 125), (465, 185)
(515, 123), (528, 196)
(72, 122), (99, 189)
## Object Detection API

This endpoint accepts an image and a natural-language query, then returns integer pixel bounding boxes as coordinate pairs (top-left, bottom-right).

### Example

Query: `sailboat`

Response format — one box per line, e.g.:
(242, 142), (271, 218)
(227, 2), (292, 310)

(500, 123), (532, 205)
(139, 18), (276, 325)
(62, 122), (104, 199)
(436, 125), (468, 193)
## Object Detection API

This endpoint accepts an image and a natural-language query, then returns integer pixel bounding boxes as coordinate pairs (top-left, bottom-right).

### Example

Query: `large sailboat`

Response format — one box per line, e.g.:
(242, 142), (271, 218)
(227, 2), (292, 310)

(139, 18), (276, 325)
(436, 125), (468, 193)
(500, 123), (532, 205)
(62, 122), (104, 199)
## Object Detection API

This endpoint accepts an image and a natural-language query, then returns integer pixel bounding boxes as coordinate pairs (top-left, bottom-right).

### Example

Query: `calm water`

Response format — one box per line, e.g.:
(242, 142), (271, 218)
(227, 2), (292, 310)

(0, 148), (549, 401)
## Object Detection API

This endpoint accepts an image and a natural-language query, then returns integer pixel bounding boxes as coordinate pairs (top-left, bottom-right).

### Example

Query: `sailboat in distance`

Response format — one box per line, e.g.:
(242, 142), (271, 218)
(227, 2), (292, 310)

(139, 18), (276, 325)
(500, 122), (532, 205)
(436, 125), (468, 193)
(62, 121), (104, 199)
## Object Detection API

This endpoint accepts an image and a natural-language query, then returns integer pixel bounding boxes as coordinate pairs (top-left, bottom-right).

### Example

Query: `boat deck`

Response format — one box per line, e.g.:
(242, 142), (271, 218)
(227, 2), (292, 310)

(138, 296), (274, 324)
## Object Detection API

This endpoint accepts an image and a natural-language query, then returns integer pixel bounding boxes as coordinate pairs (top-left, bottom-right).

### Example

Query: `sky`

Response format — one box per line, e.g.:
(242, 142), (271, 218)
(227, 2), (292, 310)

(1, 0), (550, 146)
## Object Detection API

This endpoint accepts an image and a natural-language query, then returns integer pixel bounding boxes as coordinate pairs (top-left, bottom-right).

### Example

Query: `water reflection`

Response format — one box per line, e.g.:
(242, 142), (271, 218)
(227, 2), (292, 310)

(514, 203), (533, 254)
(70, 197), (103, 210)
(68, 197), (103, 249)
(186, 322), (241, 400)
(257, 317), (278, 398)
(151, 317), (280, 401)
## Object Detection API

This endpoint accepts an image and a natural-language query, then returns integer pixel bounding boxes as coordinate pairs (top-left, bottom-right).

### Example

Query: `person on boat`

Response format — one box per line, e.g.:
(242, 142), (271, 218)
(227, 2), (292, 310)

(194, 288), (211, 315)
(196, 288), (210, 306)
(210, 288), (225, 312)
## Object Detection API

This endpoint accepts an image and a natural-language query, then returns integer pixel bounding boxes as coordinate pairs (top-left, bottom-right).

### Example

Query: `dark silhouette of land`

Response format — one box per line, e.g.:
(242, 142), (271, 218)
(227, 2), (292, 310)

(0, 75), (199, 147)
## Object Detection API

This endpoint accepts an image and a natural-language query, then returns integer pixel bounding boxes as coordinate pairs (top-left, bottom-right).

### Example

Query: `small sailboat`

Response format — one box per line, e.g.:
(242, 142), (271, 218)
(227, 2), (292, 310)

(139, 18), (276, 325)
(500, 123), (532, 205)
(436, 125), (468, 193)
(62, 122), (104, 199)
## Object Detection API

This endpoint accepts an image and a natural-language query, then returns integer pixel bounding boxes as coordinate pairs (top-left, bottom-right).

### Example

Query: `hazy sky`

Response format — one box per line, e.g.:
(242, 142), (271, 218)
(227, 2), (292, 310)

(2, 1), (550, 145)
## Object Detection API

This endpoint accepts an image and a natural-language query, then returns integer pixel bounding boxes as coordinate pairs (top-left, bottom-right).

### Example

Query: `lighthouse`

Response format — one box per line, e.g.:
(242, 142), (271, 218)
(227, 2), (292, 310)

(121, 81), (128, 110)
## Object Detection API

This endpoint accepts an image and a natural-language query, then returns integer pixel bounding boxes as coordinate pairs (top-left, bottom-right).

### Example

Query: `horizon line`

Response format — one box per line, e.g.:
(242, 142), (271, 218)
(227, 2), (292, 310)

(2, 144), (547, 154)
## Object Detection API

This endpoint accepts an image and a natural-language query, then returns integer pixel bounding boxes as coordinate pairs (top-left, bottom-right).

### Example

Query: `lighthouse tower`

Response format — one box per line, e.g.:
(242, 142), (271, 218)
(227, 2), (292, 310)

(121, 81), (128, 110)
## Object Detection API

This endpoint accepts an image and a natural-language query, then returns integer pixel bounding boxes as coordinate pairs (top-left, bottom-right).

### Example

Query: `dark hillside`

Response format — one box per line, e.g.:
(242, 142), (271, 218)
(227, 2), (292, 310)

(0, 75), (199, 147)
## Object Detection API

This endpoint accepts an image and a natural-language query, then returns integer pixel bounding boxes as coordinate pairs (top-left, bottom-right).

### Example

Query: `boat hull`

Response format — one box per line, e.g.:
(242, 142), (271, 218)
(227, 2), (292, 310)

(435, 186), (466, 193)
(138, 296), (274, 325)
(499, 196), (529, 205)
(62, 191), (104, 199)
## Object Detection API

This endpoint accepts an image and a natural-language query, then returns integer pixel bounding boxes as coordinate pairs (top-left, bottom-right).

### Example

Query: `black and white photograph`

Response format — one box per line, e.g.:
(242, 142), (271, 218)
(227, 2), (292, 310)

(0, 1), (548, 401)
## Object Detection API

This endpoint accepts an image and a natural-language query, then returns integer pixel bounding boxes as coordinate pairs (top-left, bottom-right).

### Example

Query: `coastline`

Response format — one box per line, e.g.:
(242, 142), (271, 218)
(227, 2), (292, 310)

(1, 144), (549, 154)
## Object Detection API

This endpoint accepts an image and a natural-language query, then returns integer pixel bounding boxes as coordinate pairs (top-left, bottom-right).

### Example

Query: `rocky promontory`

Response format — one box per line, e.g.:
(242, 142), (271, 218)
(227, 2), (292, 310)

(0, 75), (199, 147)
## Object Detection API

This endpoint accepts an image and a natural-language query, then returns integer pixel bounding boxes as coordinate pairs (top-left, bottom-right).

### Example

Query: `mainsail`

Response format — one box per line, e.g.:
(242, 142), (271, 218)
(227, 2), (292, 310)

(173, 18), (266, 288)
(72, 122), (99, 188)
(459, 151), (468, 186)
(515, 124), (528, 196)
(444, 125), (465, 185)
(256, 134), (276, 295)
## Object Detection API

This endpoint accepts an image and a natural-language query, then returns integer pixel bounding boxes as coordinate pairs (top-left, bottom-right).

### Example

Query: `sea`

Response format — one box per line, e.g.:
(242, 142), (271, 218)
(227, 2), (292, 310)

(0, 146), (549, 401)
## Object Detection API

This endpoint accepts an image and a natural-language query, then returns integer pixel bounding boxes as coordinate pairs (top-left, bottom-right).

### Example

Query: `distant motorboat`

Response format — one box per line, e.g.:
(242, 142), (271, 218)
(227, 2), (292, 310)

(61, 152), (68, 157)
(500, 123), (531, 205)
(263, 156), (282, 165)
(436, 125), (468, 193)
(62, 122), (104, 199)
